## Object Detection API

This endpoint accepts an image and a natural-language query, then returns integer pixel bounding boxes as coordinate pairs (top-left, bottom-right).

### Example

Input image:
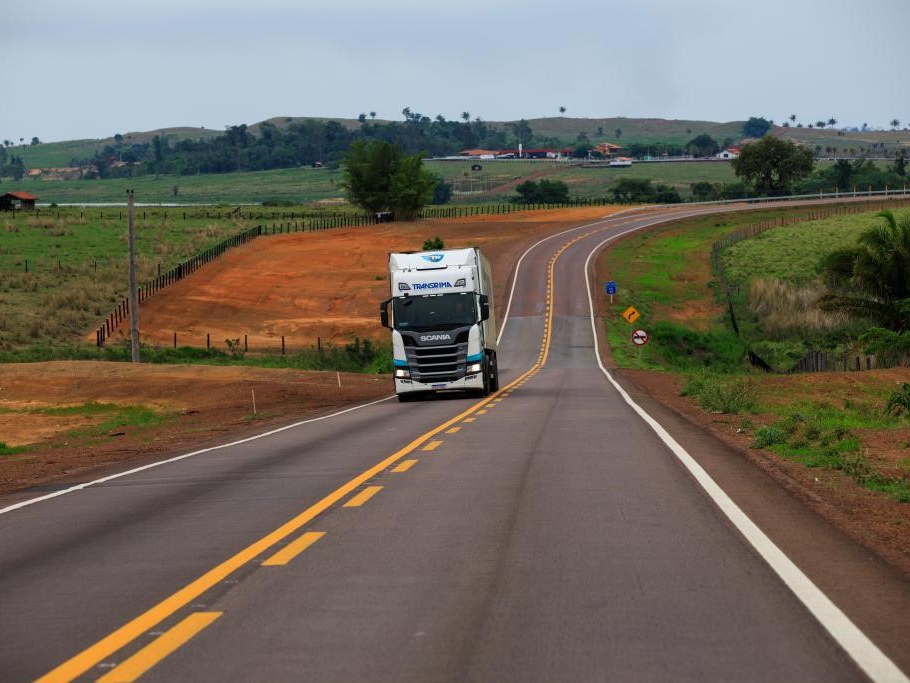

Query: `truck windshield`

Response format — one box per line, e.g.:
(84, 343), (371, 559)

(393, 293), (476, 331)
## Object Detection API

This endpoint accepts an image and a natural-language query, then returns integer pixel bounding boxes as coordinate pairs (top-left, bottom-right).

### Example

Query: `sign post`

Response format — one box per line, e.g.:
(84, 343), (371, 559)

(605, 280), (617, 304)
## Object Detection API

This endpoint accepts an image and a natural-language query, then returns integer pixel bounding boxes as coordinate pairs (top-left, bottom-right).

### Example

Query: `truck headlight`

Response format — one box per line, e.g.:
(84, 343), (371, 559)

(395, 368), (411, 379)
(466, 362), (482, 375)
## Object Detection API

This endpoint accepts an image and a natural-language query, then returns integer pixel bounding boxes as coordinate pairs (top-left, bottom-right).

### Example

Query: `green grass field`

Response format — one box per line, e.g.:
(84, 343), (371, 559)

(11, 157), (892, 207)
(0, 208), (267, 347)
(5, 167), (345, 205)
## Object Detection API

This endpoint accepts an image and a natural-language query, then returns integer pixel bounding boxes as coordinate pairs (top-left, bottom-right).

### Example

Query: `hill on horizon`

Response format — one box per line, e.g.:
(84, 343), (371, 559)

(7, 115), (908, 169)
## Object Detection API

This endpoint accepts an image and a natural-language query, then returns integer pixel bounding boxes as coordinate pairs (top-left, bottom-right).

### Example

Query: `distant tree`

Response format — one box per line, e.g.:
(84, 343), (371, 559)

(432, 178), (452, 204)
(7, 155), (25, 180)
(816, 120), (827, 129)
(892, 119), (901, 130)
(514, 179), (570, 204)
(789, 114), (797, 126)
(369, 111), (376, 120)
(559, 106), (566, 116)
(818, 210), (910, 331)
(797, 122), (803, 128)
(507, 119), (533, 146)
(2, 140), (9, 147)
(691, 181), (720, 201)
(828, 117), (838, 128)
(30, 136), (39, 145)
(612, 178), (654, 202)
(18, 137), (24, 145)
(685, 133), (720, 158)
(741, 116), (772, 138)
(151, 135), (165, 176)
(358, 113), (367, 124)
(340, 139), (437, 220)
(614, 128), (622, 139)
(894, 151), (907, 177)
(596, 126), (604, 136)
(461, 111), (471, 122)
(0, 144), (6, 168)
(731, 136), (815, 196)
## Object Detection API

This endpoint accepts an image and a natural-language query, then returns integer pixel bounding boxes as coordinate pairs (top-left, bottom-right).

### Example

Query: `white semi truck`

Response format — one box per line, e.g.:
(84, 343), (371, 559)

(380, 248), (499, 401)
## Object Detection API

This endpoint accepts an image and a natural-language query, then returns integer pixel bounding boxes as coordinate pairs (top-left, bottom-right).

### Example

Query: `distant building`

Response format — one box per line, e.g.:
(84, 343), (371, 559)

(715, 147), (741, 160)
(0, 191), (38, 211)
(595, 142), (623, 156)
(460, 147), (573, 159)
(460, 149), (501, 159)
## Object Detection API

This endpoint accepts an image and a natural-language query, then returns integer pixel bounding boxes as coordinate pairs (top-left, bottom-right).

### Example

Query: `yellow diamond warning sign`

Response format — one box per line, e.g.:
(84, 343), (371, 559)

(622, 306), (640, 324)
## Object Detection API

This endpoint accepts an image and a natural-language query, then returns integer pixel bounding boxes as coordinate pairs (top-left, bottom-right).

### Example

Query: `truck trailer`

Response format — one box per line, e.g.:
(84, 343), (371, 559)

(380, 248), (499, 401)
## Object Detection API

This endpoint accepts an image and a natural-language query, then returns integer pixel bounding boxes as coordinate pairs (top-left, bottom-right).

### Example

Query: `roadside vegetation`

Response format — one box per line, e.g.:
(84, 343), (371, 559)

(600, 204), (910, 503)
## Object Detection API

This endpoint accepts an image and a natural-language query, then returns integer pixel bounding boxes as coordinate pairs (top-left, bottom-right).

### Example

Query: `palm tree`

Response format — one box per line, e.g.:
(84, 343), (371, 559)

(818, 210), (910, 331)
(892, 119), (901, 130)
(789, 114), (797, 126)
(461, 111), (471, 122)
(559, 106), (566, 116)
(828, 117), (837, 128)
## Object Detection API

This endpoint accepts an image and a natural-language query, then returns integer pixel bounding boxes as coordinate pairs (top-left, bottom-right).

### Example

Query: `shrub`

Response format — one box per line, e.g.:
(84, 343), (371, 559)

(751, 426), (788, 448)
(683, 372), (758, 414)
(885, 383), (910, 417)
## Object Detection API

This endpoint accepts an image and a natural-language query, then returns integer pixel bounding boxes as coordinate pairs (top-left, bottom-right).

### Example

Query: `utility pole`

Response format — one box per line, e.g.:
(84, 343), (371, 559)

(127, 189), (140, 362)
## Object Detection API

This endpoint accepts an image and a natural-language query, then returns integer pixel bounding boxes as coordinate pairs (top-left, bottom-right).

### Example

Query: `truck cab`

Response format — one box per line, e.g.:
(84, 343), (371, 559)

(381, 249), (498, 401)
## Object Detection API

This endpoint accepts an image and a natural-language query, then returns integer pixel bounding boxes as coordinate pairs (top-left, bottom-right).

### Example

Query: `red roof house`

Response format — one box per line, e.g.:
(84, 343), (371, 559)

(0, 191), (38, 211)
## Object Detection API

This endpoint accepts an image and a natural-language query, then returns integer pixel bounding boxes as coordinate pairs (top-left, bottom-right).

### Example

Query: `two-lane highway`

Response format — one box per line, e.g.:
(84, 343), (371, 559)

(2, 205), (908, 682)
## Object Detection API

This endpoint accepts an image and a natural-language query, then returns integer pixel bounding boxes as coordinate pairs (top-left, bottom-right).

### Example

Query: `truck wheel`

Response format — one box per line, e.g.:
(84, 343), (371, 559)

(489, 353), (499, 392)
(481, 358), (491, 397)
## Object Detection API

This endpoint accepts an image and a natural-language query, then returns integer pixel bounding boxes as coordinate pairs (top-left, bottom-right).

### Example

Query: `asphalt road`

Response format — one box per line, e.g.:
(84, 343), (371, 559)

(2, 202), (910, 682)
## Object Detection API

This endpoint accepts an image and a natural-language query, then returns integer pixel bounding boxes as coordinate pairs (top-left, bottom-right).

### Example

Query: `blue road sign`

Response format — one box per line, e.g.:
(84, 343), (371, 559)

(606, 281), (617, 295)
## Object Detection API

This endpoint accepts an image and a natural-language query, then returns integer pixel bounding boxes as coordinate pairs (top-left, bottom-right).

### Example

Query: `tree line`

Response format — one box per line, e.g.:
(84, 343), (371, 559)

(75, 111), (565, 180)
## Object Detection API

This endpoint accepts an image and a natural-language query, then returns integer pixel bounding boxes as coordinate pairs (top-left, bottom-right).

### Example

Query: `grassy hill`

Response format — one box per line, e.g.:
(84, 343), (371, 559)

(11, 127), (222, 168)
(8, 115), (908, 173)
(507, 117), (746, 146)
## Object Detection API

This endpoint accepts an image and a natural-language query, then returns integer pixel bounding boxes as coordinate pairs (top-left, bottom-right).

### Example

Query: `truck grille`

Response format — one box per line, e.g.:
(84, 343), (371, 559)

(404, 338), (468, 384)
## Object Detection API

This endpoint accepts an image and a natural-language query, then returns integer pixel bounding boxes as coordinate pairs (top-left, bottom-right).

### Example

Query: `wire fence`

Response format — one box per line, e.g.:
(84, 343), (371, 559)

(95, 225), (261, 346)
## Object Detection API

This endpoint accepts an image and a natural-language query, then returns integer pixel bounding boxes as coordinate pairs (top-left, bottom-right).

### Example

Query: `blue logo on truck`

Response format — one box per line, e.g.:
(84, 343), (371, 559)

(413, 281), (452, 290)
(422, 254), (444, 263)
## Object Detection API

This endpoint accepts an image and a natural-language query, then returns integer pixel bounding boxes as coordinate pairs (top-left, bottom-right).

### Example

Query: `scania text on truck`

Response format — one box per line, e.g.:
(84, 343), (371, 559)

(380, 248), (499, 401)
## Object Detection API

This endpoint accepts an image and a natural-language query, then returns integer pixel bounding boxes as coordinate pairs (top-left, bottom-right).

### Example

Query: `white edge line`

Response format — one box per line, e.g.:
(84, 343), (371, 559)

(582, 232), (908, 683)
(0, 395), (395, 516)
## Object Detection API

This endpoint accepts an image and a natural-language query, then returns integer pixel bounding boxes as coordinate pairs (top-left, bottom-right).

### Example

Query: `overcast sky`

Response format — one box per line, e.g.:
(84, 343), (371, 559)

(3, 0), (908, 143)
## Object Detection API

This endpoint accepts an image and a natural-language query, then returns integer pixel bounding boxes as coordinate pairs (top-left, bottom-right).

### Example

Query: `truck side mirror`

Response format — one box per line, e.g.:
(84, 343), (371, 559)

(380, 298), (391, 328)
(478, 294), (490, 321)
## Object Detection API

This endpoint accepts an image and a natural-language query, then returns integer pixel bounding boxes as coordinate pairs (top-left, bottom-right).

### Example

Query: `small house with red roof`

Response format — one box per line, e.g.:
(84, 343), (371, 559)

(0, 191), (38, 211)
